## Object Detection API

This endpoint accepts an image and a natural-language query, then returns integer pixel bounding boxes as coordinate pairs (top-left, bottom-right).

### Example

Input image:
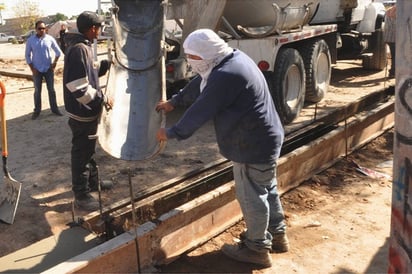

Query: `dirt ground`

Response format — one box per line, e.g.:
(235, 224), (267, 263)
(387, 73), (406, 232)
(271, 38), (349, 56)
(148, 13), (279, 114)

(160, 132), (393, 274)
(0, 43), (395, 273)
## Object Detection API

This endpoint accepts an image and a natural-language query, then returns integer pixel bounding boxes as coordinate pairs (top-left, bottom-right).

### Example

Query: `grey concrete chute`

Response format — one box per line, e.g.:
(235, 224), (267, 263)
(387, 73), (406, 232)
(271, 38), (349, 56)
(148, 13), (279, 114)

(98, 0), (166, 161)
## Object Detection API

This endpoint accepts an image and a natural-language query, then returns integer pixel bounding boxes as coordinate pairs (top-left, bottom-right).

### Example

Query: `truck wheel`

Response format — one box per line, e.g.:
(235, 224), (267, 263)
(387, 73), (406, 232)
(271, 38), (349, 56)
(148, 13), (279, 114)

(362, 29), (387, 70)
(265, 48), (306, 124)
(301, 39), (331, 103)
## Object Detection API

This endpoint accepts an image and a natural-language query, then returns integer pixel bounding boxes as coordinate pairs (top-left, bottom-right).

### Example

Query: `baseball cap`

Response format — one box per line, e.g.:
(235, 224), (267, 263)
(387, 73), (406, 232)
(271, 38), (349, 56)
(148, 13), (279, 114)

(77, 11), (104, 33)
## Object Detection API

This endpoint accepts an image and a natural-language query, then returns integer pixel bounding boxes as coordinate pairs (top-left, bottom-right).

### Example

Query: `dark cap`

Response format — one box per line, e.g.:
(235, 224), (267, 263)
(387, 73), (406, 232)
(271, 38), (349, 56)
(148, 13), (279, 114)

(77, 11), (104, 33)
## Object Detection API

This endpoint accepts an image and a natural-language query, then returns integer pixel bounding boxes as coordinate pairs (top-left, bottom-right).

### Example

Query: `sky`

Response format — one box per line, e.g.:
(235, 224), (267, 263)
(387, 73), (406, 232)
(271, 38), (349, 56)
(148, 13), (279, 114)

(1, 0), (105, 19)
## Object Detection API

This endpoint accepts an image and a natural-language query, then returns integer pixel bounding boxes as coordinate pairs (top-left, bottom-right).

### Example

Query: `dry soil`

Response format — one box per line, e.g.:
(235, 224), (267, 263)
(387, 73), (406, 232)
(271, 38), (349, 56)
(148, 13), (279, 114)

(0, 42), (395, 273)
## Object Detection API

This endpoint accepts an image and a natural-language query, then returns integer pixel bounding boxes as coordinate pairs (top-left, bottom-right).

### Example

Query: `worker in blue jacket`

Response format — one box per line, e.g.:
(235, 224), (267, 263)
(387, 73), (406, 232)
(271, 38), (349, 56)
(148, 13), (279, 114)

(156, 29), (288, 267)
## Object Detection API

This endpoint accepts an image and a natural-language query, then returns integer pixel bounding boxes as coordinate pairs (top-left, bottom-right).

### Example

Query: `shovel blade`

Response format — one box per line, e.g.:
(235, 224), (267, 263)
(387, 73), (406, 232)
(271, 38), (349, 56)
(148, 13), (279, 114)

(0, 175), (21, 224)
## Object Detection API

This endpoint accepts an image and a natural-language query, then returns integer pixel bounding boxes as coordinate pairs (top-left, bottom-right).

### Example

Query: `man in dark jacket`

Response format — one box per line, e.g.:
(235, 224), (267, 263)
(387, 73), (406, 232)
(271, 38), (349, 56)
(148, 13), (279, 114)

(156, 29), (288, 267)
(63, 11), (112, 211)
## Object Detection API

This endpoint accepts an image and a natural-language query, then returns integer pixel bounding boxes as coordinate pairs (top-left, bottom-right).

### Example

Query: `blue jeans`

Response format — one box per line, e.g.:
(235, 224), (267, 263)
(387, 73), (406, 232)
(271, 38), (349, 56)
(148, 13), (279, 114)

(32, 69), (59, 113)
(233, 162), (286, 252)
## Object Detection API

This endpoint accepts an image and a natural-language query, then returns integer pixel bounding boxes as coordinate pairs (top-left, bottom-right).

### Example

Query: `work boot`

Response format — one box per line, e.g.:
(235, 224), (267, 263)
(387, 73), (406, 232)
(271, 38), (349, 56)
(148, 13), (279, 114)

(239, 230), (289, 253)
(90, 180), (114, 192)
(271, 233), (289, 253)
(221, 242), (272, 267)
(74, 193), (99, 211)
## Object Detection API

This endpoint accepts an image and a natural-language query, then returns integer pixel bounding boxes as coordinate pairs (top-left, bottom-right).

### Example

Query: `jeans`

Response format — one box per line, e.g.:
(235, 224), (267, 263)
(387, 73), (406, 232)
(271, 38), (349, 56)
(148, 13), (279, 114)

(233, 162), (286, 252)
(32, 69), (59, 113)
(68, 118), (99, 196)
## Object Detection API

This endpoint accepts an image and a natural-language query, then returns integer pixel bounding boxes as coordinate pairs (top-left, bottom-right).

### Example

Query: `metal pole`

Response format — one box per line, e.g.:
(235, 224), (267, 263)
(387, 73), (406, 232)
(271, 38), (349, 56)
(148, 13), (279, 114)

(388, 1), (412, 272)
(128, 168), (141, 273)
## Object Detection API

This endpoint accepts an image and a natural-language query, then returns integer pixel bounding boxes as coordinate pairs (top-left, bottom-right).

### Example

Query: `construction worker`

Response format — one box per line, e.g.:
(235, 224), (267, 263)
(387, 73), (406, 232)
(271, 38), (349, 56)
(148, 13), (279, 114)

(63, 11), (112, 211)
(156, 29), (288, 267)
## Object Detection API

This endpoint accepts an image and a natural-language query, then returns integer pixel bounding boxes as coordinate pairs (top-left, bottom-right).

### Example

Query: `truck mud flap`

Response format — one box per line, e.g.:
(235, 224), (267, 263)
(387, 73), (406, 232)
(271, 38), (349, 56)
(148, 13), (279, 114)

(98, 0), (166, 161)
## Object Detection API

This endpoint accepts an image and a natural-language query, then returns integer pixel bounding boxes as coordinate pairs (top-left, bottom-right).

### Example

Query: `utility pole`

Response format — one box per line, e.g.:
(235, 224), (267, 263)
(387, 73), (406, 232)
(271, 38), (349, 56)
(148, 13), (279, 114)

(97, 0), (112, 15)
(388, 0), (412, 272)
(0, 3), (4, 25)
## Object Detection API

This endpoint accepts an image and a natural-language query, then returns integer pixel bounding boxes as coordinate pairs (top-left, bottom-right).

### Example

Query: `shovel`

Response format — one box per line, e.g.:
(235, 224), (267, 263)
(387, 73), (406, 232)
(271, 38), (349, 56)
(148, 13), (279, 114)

(0, 81), (21, 224)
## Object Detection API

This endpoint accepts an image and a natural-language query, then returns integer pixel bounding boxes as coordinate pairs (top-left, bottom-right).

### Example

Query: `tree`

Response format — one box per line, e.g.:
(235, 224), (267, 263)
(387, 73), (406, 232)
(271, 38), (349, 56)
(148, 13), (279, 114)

(54, 12), (68, 23)
(12, 0), (41, 33)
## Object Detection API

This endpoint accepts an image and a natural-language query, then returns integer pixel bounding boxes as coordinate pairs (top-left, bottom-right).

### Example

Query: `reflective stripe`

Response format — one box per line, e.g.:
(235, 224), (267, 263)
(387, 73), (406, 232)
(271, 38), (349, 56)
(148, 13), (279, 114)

(76, 85), (97, 105)
(66, 77), (89, 93)
(67, 112), (100, 122)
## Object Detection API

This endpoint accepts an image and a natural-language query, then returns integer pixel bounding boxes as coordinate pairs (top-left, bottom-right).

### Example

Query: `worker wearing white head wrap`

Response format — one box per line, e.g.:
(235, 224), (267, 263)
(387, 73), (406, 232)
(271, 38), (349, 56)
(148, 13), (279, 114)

(156, 29), (287, 267)
(183, 29), (233, 91)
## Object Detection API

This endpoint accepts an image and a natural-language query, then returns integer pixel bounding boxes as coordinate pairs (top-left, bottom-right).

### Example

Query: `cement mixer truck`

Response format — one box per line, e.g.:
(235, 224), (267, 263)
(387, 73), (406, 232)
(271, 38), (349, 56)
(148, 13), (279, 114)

(163, 0), (387, 124)
(98, 0), (387, 161)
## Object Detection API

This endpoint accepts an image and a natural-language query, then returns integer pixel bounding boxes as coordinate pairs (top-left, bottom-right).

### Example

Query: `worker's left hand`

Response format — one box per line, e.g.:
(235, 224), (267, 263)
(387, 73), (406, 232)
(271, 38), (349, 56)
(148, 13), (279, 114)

(156, 128), (168, 142)
(103, 95), (114, 111)
(106, 97), (114, 111)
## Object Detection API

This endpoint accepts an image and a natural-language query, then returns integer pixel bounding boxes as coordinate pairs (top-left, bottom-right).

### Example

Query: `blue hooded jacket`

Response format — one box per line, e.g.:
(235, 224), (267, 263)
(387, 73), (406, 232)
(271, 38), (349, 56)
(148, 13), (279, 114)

(167, 50), (284, 165)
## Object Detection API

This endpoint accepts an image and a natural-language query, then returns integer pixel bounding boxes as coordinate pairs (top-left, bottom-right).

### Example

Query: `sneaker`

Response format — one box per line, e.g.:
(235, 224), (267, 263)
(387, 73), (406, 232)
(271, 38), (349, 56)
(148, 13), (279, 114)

(239, 230), (289, 253)
(31, 112), (40, 120)
(74, 193), (99, 211)
(272, 233), (289, 253)
(90, 180), (114, 192)
(221, 242), (272, 267)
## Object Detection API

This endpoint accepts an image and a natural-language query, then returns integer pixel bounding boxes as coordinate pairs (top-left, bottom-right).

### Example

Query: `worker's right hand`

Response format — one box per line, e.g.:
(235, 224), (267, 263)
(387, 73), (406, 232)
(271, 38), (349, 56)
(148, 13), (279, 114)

(156, 100), (174, 113)
(156, 128), (168, 142)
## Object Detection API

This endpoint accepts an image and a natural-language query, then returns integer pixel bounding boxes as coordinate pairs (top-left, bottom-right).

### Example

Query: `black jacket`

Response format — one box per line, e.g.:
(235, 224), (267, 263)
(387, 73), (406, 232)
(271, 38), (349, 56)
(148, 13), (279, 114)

(63, 32), (109, 122)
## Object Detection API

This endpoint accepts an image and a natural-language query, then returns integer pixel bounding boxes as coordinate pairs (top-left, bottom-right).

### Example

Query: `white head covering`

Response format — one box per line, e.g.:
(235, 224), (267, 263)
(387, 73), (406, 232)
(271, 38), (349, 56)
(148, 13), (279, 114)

(183, 29), (233, 91)
(183, 28), (232, 60)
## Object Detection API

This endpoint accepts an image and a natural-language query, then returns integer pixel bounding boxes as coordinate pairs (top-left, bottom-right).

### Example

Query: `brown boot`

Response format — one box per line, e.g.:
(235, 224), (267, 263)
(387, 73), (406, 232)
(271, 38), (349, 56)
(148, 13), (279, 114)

(239, 230), (289, 253)
(221, 243), (272, 267)
(271, 233), (289, 253)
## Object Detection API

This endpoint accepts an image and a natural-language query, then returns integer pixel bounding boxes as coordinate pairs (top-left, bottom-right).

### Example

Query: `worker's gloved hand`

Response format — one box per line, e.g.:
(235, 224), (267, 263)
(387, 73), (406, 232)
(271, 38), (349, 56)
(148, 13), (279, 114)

(98, 59), (111, 77)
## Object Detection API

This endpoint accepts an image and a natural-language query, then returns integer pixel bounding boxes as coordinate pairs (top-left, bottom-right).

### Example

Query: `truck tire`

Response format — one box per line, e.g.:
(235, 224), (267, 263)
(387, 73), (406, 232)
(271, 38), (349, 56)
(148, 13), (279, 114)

(362, 29), (387, 71)
(300, 39), (331, 103)
(265, 48), (306, 124)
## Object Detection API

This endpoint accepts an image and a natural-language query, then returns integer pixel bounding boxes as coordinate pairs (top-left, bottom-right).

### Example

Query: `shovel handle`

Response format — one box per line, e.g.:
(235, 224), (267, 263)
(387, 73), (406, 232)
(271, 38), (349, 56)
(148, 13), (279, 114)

(0, 81), (8, 157)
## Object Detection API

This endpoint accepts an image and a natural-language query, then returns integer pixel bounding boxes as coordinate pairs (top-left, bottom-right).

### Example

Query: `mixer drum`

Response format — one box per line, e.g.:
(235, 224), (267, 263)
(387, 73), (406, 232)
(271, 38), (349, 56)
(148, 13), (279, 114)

(98, 0), (165, 161)
(221, 0), (320, 37)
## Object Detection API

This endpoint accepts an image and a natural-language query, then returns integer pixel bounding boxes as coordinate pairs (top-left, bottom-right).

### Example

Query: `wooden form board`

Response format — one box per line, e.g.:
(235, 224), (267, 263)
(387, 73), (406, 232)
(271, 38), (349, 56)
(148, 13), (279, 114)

(277, 101), (395, 192)
(43, 183), (242, 273)
(44, 100), (394, 273)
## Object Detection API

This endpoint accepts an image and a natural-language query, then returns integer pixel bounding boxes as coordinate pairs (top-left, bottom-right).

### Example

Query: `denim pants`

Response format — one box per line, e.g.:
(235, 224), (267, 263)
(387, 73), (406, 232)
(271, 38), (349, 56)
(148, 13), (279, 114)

(32, 69), (59, 113)
(232, 162), (286, 252)
(68, 118), (99, 196)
